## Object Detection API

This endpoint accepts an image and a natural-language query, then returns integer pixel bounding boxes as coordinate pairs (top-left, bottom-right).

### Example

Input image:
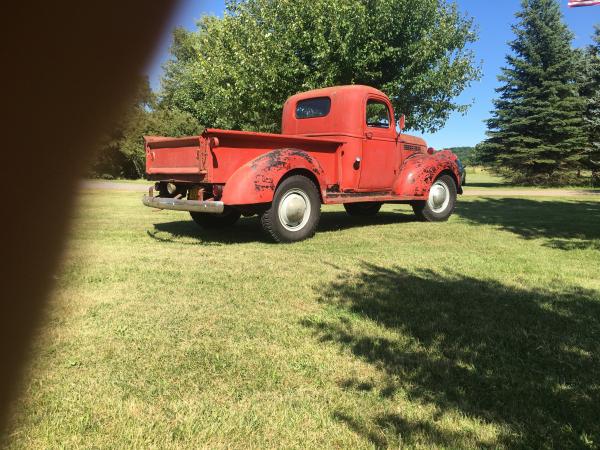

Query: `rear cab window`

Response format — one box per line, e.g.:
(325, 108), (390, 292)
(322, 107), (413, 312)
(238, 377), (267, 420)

(296, 97), (331, 119)
(366, 100), (391, 128)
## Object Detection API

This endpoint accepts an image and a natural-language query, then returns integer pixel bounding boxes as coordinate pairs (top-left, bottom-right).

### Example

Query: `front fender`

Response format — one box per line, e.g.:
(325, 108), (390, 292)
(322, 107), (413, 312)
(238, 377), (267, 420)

(394, 150), (461, 198)
(221, 148), (327, 205)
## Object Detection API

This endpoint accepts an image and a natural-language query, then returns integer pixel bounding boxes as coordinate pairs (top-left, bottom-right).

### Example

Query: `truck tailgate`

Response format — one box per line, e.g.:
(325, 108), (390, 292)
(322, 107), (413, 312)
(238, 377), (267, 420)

(145, 136), (206, 176)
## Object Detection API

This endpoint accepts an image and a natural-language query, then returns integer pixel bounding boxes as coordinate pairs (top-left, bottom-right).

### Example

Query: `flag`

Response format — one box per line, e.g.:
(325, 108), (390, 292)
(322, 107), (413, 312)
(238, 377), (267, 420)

(568, 0), (600, 6)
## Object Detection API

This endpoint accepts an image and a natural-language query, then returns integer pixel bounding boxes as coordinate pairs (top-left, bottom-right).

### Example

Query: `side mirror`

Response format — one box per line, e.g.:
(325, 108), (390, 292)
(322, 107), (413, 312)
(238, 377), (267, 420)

(397, 114), (406, 133)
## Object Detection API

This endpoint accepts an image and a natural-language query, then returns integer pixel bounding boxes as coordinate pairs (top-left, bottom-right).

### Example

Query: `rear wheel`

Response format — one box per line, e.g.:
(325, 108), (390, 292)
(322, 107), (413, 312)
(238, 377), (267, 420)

(260, 175), (321, 243)
(412, 174), (457, 222)
(190, 207), (241, 229)
(344, 202), (382, 216)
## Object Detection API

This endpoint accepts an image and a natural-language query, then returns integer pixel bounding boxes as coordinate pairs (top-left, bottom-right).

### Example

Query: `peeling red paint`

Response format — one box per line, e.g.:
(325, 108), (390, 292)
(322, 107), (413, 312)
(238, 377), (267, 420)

(393, 150), (461, 198)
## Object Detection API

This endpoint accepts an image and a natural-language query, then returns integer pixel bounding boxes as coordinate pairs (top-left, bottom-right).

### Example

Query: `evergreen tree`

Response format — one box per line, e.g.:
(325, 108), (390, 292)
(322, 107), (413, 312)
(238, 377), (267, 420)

(583, 25), (600, 186)
(479, 0), (587, 185)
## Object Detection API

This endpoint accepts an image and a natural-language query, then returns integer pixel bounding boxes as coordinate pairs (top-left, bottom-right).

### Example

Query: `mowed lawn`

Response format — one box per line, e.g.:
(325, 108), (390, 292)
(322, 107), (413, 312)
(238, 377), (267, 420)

(5, 189), (600, 449)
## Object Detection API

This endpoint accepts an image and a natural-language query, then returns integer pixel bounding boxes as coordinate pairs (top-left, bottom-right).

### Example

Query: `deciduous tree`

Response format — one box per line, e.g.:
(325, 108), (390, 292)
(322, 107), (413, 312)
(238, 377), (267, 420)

(160, 0), (481, 134)
(91, 77), (201, 178)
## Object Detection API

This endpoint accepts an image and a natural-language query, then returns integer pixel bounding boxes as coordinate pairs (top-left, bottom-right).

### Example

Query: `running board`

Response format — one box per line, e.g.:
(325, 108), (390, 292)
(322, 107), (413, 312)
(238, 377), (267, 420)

(324, 191), (422, 204)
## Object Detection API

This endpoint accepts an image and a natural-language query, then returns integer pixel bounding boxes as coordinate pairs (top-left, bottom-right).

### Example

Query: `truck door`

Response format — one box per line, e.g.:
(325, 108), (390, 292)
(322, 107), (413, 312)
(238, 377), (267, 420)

(358, 98), (397, 191)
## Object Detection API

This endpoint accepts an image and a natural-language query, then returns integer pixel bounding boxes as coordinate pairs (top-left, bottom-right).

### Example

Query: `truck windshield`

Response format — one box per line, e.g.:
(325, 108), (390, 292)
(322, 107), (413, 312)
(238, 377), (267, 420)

(296, 97), (331, 119)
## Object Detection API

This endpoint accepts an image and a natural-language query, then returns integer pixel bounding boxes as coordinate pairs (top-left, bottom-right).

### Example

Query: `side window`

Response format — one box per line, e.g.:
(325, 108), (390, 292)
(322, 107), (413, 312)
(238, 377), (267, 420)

(366, 100), (390, 128)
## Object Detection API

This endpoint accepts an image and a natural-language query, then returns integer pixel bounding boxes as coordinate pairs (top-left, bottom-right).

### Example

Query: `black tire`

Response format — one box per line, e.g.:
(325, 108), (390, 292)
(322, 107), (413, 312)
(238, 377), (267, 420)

(344, 202), (382, 216)
(260, 175), (321, 243)
(412, 174), (457, 222)
(190, 207), (241, 229)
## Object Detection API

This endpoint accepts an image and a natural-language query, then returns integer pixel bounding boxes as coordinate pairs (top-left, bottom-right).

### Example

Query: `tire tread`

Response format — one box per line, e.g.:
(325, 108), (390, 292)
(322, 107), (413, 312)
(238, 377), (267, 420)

(412, 174), (457, 222)
(260, 175), (320, 243)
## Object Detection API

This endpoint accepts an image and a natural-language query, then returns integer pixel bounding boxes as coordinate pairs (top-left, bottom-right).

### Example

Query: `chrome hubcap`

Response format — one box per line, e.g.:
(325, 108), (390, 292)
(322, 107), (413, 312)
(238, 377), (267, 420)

(278, 189), (311, 231)
(428, 181), (450, 213)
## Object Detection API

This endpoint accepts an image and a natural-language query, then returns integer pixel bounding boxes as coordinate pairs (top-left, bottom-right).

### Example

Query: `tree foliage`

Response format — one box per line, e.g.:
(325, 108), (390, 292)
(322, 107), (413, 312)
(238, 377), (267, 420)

(583, 25), (600, 186)
(447, 146), (477, 165)
(160, 0), (481, 134)
(479, 0), (587, 186)
(90, 77), (202, 179)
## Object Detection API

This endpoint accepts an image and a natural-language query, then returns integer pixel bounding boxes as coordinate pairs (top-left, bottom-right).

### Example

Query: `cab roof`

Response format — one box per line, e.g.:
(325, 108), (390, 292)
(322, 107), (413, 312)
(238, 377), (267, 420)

(287, 85), (388, 103)
(282, 85), (427, 148)
(282, 85), (393, 136)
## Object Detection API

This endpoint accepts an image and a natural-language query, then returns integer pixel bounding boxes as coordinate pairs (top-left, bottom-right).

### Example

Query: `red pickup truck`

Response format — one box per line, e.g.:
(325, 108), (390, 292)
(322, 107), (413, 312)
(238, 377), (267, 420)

(143, 85), (462, 242)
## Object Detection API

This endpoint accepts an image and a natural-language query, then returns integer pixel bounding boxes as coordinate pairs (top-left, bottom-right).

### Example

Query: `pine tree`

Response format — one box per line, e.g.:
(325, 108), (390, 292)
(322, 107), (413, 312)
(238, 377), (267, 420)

(583, 25), (600, 186)
(479, 0), (587, 185)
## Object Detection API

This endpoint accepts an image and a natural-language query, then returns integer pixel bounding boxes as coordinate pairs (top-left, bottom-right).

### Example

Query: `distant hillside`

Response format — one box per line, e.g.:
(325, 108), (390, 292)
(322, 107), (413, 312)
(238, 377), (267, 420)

(447, 147), (476, 164)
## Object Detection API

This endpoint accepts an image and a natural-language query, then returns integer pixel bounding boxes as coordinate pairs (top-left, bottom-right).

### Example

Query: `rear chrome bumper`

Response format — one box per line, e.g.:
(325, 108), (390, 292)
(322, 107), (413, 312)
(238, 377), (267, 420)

(142, 195), (225, 214)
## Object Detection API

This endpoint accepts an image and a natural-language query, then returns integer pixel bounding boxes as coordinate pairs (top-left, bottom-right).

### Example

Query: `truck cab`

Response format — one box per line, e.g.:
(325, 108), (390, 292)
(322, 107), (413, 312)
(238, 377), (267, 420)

(282, 85), (430, 193)
(143, 85), (462, 243)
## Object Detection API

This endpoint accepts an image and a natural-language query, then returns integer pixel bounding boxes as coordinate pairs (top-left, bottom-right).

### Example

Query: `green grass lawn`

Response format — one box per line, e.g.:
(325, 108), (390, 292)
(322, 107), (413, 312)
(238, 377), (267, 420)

(87, 178), (150, 184)
(86, 168), (600, 192)
(5, 191), (600, 449)
(464, 167), (600, 191)
(464, 166), (507, 188)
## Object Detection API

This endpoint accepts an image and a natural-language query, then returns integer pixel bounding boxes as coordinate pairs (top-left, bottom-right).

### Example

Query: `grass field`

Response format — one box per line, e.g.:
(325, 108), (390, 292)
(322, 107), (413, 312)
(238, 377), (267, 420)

(464, 167), (600, 191)
(4, 189), (600, 449)
(87, 178), (150, 185)
(86, 167), (600, 192)
(464, 167), (507, 188)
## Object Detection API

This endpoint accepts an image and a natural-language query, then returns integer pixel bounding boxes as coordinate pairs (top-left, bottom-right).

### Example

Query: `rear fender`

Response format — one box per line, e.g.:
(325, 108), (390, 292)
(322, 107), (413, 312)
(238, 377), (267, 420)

(394, 151), (462, 197)
(221, 148), (327, 205)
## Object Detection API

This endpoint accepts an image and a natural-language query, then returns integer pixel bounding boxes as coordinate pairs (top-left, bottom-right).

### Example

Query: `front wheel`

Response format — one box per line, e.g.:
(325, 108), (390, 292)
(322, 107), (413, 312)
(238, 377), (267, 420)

(260, 175), (321, 243)
(190, 207), (241, 229)
(412, 174), (457, 222)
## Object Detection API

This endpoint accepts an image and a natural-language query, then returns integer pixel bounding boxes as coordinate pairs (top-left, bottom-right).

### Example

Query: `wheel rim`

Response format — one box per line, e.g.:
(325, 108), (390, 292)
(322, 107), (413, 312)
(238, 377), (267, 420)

(278, 188), (311, 231)
(427, 180), (450, 213)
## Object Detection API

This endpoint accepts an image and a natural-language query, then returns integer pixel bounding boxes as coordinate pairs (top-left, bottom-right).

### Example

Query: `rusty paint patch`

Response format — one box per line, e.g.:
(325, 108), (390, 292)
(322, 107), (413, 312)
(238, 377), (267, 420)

(249, 148), (325, 193)
(251, 149), (291, 171)
(398, 150), (460, 198)
(254, 174), (275, 192)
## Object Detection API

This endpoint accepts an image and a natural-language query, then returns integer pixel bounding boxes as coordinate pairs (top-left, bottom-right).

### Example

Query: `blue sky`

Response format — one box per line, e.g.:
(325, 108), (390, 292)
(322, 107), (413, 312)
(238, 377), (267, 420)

(146, 0), (599, 148)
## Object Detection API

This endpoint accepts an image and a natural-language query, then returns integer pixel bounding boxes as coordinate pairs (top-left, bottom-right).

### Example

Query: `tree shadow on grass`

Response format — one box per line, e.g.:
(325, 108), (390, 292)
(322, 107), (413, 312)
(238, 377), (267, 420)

(146, 210), (416, 244)
(332, 410), (487, 449)
(456, 198), (600, 251)
(465, 181), (506, 188)
(318, 210), (416, 233)
(148, 216), (270, 245)
(305, 263), (600, 448)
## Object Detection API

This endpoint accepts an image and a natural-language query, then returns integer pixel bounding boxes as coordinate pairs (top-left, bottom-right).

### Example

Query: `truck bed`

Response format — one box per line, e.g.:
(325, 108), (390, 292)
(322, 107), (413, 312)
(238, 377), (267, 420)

(145, 136), (207, 176)
(145, 129), (344, 185)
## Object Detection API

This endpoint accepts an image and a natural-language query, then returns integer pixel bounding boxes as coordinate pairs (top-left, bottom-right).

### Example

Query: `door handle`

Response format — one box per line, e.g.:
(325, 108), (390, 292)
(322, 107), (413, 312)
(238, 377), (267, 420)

(365, 132), (373, 139)
(354, 157), (361, 170)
